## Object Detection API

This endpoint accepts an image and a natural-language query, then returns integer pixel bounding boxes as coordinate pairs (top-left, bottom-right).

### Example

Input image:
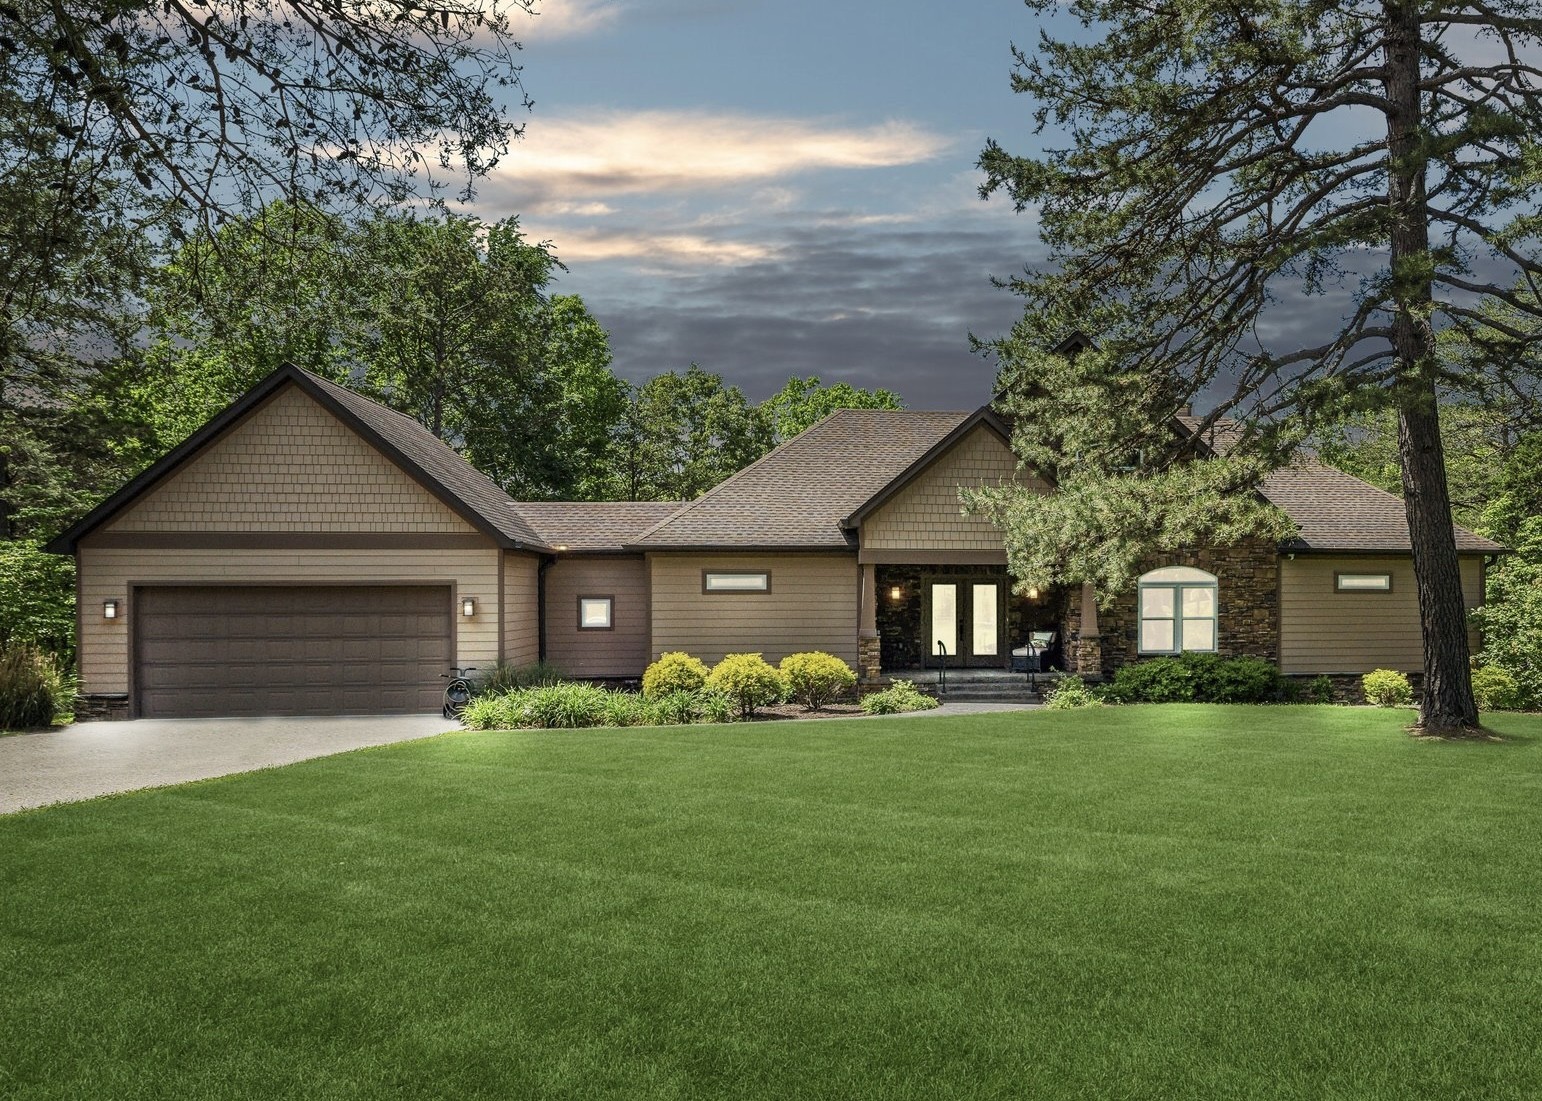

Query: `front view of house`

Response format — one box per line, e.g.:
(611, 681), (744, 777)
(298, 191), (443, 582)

(49, 365), (1500, 719)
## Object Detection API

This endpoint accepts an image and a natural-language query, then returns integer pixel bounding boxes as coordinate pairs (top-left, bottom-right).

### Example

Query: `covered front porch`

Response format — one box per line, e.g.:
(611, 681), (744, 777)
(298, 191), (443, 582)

(857, 562), (1070, 682)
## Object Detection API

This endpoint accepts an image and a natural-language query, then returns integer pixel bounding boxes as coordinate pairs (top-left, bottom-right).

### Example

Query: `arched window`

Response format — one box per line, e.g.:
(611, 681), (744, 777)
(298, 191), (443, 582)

(1137, 567), (1218, 654)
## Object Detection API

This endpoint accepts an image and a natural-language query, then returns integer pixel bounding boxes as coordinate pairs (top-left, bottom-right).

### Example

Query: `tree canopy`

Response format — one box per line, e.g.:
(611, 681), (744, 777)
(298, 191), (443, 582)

(762, 376), (905, 441)
(973, 0), (1542, 732)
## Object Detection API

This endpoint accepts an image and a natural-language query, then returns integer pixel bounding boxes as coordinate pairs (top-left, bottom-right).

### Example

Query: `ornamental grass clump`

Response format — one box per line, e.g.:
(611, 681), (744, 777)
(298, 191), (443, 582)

(1362, 669), (1414, 708)
(0, 644), (67, 731)
(779, 651), (856, 711)
(860, 679), (939, 715)
(706, 653), (785, 719)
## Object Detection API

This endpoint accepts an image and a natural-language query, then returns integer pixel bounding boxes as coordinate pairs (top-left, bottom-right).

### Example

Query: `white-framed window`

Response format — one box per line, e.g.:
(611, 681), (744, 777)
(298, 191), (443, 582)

(1335, 572), (1392, 592)
(703, 571), (770, 593)
(1138, 566), (1218, 654)
(578, 595), (614, 630)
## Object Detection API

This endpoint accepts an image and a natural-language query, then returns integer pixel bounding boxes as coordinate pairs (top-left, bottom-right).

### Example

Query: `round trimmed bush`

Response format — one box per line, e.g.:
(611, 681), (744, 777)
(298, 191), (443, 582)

(1471, 666), (1521, 712)
(642, 652), (710, 699)
(779, 651), (856, 711)
(706, 653), (785, 719)
(1362, 668), (1413, 708)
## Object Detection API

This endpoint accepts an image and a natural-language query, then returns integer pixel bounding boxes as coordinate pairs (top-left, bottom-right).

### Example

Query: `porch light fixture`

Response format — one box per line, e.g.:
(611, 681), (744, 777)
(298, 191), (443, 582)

(889, 586), (903, 601)
(1027, 587), (1040, 600)
(461, 597), (477, 618)
(103, 599), (120, 620)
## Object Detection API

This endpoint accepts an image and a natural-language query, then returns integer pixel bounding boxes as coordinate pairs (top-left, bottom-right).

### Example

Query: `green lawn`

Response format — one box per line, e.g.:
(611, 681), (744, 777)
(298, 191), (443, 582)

(4, 706), (1542, 1100)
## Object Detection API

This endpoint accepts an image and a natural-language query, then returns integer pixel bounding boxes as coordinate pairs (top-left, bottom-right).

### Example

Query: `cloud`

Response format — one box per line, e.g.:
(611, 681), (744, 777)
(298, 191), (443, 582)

(551, 230), (779, 266)
(486, 110), (954, 205)
(518, 0), (626, 40)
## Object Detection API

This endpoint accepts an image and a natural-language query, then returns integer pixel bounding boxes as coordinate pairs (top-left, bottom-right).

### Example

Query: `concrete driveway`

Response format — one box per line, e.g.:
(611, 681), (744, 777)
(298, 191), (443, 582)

(0, 714), (452, 814)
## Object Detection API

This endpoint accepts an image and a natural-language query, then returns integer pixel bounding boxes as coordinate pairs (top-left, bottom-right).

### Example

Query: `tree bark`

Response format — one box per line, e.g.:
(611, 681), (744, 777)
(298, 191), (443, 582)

(1384, 2), (1478, 732)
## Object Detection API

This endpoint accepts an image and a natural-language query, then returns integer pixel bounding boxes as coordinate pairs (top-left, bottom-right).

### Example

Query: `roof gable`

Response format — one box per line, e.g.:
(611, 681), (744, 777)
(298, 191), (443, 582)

(630, 408), (977, 549)
(48, 364), (549, 553)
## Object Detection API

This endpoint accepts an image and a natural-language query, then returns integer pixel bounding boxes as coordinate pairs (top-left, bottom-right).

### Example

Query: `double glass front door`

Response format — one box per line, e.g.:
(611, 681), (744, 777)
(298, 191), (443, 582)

(927, 580), (1002, 667)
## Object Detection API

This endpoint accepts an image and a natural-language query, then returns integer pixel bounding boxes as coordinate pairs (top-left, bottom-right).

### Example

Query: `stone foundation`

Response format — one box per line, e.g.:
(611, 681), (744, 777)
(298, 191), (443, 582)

(1068, 636), (1103, 679)
(858, 635), (882, 682)
(73, 694), (130, 722)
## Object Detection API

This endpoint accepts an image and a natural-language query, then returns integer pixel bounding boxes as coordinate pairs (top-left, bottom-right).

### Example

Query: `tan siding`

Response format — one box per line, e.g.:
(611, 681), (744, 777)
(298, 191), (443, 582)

(649, 552), (859, 666)
(105, 386), (475, 534)
(78, 545), (500, 695)
(543, 557), (650, 677)
(861, 425), (1046, 553)
(502, 553), (540, 668)
(1279, 555), (1484, 674)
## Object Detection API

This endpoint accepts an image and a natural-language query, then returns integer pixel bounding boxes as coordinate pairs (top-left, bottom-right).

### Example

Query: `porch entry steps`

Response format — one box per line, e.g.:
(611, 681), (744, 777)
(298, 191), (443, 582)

(902, 668), (1067, 703)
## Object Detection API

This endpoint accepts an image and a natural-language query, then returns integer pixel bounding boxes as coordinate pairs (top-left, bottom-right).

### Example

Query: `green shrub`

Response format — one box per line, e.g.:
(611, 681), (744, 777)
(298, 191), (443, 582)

(1362, 668), (1413, 708)
(696, 688), (736, 724)
(1471, 666), (1521, 712)
(523, 682), (615, 728)
(1106, 658), (1194, 703)
(860, 679), (939, 715)
(1204, 656), (1282, 703)
(651, 689), (701, 725)
(1044, 676), (1103, 710)
(779, 651), (857, 711)
(459, 691), (528, 730)
(706, 653), (785, 719)
(1305, 676), (1336, 704)
(0, 645), (69, 730)
(642, 652), (710, 699)
(478, 660), (564, 694)
(599, 691), (657, 728)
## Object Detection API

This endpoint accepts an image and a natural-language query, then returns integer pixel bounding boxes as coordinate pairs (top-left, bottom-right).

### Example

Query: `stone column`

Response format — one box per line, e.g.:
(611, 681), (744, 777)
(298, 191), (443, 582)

(1072, 581), (1103, 679)
(858, 563), (881, 682)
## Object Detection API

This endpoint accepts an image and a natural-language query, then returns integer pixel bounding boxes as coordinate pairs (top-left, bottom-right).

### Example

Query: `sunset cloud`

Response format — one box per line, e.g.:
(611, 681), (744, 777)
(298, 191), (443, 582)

(518, 0), (626, 40)
(488, 110), (954, 204)
(548, 229), (779, 266)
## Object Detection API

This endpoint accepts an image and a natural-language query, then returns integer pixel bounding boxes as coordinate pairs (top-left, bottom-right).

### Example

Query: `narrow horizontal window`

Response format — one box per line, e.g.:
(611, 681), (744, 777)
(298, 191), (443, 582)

(1335, 573), (1391, 592)
(703, 571), (770, 593)
(578, 596), (613, 630)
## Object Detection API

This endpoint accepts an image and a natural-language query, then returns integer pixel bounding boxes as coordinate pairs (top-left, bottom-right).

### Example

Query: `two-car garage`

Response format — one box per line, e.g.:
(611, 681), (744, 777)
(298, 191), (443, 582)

(133, 586), (453, 718)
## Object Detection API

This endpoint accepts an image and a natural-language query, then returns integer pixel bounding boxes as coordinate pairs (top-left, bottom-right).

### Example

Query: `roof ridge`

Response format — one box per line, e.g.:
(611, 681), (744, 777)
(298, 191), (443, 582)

(627, 408), (875, 543)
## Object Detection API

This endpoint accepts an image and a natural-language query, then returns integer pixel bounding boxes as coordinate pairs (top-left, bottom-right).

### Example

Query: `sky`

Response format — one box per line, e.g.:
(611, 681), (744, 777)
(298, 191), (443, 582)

(452, 0), (1063, 409)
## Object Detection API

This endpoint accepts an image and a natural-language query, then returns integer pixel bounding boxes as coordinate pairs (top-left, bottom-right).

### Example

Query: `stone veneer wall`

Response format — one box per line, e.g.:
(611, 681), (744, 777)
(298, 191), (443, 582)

(1065, 538), (1279, 678)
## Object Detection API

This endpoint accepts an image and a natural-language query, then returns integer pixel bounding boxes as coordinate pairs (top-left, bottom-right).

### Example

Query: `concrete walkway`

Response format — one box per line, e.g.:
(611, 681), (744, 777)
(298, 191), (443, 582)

(0, 714), (451, 814)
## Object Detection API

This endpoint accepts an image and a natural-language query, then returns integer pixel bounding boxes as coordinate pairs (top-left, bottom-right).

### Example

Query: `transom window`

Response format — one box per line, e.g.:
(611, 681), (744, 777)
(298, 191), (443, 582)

(1138, 566), (1218, 654)
(578, 596), (613, 630)
(703, 571), (770, 593)
(1336, 572), (1392, 592)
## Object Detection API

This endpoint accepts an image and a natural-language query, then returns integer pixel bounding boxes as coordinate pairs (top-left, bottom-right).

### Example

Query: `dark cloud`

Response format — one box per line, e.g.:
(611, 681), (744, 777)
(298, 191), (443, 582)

(555, 217), (1040, 407)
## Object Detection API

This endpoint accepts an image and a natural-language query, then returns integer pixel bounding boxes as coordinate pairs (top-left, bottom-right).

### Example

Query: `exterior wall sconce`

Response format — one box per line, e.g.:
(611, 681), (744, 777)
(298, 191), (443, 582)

(461, 597), (477, 618)
(1027, 587), (1040, 600)
(103, 599), (120, 620)
(889, 586), (903, 601)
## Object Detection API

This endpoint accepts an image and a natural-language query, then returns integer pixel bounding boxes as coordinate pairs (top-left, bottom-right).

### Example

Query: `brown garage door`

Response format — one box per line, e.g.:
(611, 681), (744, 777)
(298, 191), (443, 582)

(135, 586), (453, 718)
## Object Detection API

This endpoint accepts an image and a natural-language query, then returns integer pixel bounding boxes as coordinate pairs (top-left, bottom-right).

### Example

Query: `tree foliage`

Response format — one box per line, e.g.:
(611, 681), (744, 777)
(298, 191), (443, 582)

(976, 0), (1542, 731)
(762, 376), (905, 441)
(610, 366), (774, 501)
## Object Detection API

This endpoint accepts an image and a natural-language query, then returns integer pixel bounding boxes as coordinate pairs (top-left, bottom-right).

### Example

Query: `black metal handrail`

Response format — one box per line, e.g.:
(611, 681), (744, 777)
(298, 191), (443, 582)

(936, 640), (948, 695)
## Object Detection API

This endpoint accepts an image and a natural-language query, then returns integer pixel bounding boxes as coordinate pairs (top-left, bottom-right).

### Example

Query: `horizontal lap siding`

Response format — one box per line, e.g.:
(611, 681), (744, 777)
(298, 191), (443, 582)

(862, 426), (1042, 553)
(544, 557), (650, 677)
(503, 553), (540, 668)
(1278, 555), (1483, 674)
(649, 553), (859, 666)
(104, 386), (474, 534)
(78, 546), (501, 695)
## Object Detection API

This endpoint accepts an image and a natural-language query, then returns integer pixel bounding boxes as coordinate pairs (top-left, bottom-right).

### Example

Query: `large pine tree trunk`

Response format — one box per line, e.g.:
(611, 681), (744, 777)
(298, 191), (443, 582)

(1384, 2), (1479, 732)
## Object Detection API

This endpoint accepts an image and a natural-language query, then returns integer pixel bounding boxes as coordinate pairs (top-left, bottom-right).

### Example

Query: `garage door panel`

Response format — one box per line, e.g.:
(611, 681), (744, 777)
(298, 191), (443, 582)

(136, 585), (452, 717)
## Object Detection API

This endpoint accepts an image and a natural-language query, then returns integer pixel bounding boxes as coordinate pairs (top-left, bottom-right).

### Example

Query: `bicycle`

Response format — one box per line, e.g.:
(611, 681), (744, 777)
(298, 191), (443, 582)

(442, 666), (478, 719)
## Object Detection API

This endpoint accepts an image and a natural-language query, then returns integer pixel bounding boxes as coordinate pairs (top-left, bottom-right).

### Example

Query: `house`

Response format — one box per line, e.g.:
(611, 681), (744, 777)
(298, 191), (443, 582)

(47, 364), (1502, 719)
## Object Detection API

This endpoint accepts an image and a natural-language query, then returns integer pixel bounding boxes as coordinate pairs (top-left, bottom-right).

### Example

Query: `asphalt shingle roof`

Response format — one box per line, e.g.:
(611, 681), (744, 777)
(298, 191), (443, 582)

(302, 372), (551, 549)
(511, 501), (683, 553)
(631, 409), (976, 548)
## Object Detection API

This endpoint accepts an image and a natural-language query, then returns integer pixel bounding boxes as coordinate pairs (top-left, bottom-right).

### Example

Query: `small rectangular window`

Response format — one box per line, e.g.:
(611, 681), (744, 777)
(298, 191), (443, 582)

(578, 596), (613, 630)
(1336, 573), (1392, 592)
(703, 571), (770, 593)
